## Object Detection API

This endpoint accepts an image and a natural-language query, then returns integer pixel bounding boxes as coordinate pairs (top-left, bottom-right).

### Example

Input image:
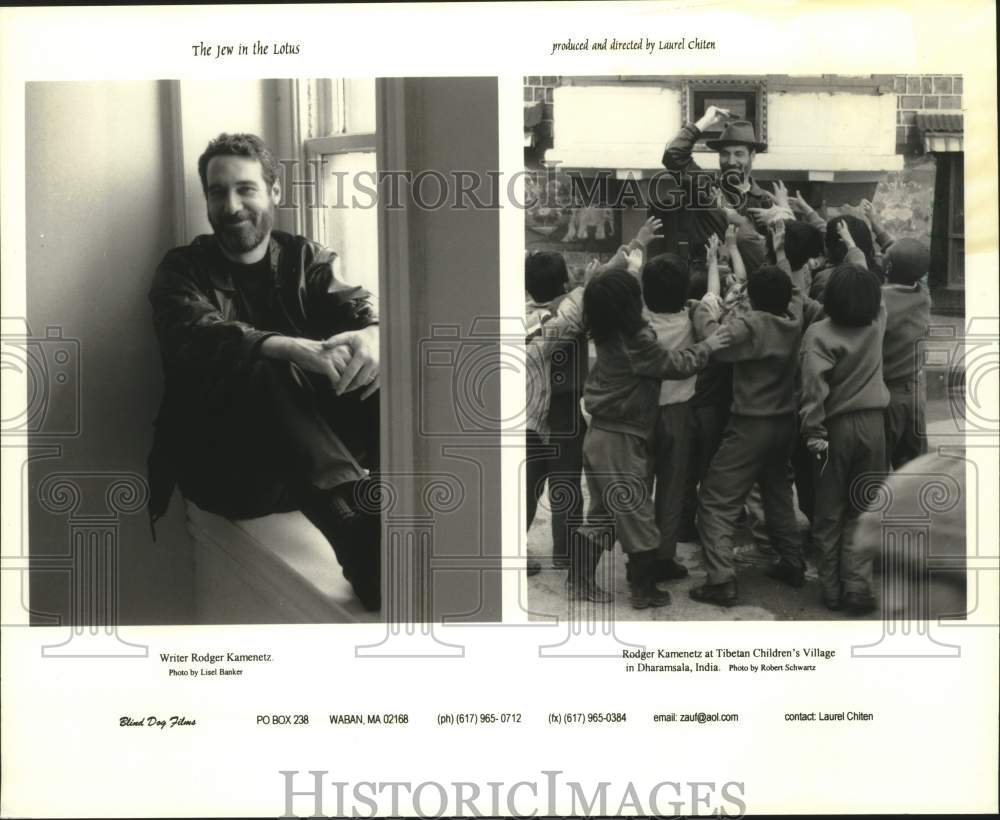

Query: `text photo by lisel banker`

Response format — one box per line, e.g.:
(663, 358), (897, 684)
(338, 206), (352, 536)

(523, 72), (974, 626)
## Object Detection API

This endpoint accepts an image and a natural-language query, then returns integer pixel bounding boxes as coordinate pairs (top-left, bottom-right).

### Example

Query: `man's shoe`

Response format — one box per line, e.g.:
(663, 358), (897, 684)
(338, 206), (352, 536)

(629, 579), (672, 609)
(527, 558), (542, 577)
(688, 579), (739, 607)
(303, 485), (382, 612)
(655, 558), (689, 581)
(766, 561), (806, 588)
(843, 591), (877, 616)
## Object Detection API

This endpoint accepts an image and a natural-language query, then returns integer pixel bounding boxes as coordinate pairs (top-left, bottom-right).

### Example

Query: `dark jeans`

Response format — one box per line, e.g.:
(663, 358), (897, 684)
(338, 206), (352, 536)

(681, 402), (730, 532)
(653, 402), (695, 560)
(177, 358), (379, 520)
(525, 393), (586, 562)
(580, 425), (658, 556)
(884, 382), (927, 470)
(810, 409), (885, 603)
(696, 413), (803, 584)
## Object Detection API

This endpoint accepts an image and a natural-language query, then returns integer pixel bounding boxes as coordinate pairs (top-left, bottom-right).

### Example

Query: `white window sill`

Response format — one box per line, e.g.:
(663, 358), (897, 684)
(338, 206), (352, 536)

(185, 502), (379, 624)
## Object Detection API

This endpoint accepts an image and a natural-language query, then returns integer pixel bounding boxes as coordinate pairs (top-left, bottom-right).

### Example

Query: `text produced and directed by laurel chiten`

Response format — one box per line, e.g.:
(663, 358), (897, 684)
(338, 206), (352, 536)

(550, 36), (716, 55)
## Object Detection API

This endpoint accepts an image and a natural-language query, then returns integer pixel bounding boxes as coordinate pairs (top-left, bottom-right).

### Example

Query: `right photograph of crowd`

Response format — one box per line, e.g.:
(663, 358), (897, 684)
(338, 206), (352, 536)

(523, 74), (967, 622)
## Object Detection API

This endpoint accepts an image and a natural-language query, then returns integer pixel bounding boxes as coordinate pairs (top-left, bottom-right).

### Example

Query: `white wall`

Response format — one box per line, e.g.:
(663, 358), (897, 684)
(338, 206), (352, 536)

(758, 90), (900, 171)
(546, 84), (902, 172)
(549, 84), (682, 170)
(175, 79), (292, 240)
(25, 80), (194, 624)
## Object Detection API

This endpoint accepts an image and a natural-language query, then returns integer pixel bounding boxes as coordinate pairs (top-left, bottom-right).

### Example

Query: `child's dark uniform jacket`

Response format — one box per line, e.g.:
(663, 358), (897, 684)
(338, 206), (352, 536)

(881, 283), (931, 468)
(583, 327), (712, 439)
(580, 326), (715, 556)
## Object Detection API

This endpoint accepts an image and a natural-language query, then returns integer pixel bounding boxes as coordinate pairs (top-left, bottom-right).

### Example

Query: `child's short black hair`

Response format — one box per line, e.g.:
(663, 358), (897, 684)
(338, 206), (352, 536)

(826, 215), (876, 270)
(641, 253), (690, 313)
(688, 269), (708, 301)
(885, 238), (930, 285)
(583, 270), (645, 344)
(525, 251), (569, 302)
(767, 219), (824, 271)
(824, 262), (883, 327)
(747, 265), (792, 316)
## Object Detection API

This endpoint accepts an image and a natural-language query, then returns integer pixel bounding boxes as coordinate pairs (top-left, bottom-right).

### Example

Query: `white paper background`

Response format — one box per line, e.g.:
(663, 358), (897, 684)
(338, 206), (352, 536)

(2, 2), (997, 816)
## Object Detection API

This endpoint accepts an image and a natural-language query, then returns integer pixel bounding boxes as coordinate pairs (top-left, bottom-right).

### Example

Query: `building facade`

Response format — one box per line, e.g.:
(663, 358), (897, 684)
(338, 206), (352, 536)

(525, 75), (964, 313)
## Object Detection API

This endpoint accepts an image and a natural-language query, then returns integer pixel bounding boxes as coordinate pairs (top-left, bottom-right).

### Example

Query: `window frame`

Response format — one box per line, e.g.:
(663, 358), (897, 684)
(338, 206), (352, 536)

(681, 77), (768, 152)
(295, 78), (377, 249)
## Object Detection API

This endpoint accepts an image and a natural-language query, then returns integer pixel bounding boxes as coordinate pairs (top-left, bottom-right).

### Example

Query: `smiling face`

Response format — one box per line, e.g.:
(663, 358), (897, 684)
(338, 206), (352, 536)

(717, 144), (754, 179)
(205, 155), (280, 260)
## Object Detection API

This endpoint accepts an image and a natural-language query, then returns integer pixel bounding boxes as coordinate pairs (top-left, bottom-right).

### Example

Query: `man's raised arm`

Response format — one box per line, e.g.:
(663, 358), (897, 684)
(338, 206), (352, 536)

(662, 104), (730, 174)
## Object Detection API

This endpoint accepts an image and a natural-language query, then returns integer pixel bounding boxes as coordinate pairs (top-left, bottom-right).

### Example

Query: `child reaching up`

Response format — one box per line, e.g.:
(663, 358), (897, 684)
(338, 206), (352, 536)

(798, 222), (890, 615)
(810, 215), (877, 302)
(689, 222), (822, 608)
(574, 270), (731, 608)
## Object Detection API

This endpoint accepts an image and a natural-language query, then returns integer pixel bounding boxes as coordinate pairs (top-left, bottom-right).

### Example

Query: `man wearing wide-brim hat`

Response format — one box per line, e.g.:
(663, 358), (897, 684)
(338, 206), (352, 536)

(661, 105), (772, 259)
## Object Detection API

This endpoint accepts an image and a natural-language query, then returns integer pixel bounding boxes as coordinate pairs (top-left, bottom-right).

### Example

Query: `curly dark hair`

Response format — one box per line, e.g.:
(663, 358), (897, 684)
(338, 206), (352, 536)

(823, 262), (883, 327)
(525, 251), (569, 303)
(747, 264), (792, 316)
(197, 132), (281, 192)
(584, 270), (645, 344)
(641, 253), (689, 313)
(825, 215), (876, 270)
(767, 219), (824, 271)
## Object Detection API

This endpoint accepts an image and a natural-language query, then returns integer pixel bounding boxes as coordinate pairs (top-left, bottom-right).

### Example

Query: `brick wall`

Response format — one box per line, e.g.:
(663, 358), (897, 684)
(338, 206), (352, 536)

(524, 76), (561, 139)
(524, 76), (560, 104)
(893, 74), (963, 151)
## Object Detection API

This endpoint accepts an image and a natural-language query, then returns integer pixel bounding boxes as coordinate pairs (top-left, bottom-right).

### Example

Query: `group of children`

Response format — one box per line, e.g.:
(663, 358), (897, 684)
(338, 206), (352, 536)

(526, 188), (932, 615)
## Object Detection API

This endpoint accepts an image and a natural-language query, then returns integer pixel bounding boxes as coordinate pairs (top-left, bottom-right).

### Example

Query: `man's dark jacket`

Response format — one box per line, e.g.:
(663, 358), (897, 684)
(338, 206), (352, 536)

(147, 230), (378, 530)
(662, 122), (772, 258)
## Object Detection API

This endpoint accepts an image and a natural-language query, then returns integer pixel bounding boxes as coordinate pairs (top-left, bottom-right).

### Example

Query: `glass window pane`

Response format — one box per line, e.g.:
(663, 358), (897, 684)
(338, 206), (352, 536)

(324, 151), (379, 297)
(344, 78), (376, 133)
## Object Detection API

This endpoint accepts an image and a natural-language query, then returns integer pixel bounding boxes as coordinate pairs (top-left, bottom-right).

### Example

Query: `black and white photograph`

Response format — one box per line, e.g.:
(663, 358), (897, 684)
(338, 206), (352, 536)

(524, 74), (969, 621)
(1, 4), (997, 819)
(16, 76), (504, 628)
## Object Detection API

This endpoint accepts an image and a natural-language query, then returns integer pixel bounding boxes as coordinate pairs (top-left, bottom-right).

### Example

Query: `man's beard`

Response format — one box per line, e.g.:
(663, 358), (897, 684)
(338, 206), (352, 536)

(211, 207), (273, 255)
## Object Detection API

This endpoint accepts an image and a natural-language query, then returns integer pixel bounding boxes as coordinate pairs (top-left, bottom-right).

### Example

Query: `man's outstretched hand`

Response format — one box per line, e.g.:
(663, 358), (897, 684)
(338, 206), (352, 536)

(323, 325), (380, 398)
(695, 105), (731, 133)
